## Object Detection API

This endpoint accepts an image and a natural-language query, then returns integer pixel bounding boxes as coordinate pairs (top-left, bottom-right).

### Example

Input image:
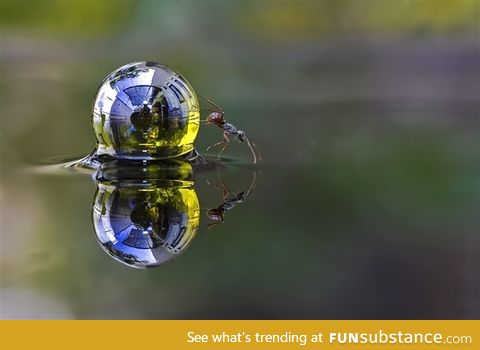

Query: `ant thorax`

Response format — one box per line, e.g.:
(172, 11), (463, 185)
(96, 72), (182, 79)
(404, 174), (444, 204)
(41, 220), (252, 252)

(223, 122), (237, 134)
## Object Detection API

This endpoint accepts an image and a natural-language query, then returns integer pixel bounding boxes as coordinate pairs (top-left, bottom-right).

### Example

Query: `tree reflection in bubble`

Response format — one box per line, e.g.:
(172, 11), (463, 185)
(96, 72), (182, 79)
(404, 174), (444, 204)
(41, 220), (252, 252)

(92, 62), (200, 161)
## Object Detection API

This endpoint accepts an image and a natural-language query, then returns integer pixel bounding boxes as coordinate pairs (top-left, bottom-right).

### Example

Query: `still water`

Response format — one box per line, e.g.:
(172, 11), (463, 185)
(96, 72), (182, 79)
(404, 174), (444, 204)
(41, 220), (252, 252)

(1, 99), (477, 319)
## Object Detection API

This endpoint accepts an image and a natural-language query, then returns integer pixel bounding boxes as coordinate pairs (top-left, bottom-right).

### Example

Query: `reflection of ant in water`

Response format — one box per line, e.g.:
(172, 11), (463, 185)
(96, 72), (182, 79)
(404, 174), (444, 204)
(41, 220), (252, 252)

(205, 170), (257, 229)
(198, 96), (261, 164)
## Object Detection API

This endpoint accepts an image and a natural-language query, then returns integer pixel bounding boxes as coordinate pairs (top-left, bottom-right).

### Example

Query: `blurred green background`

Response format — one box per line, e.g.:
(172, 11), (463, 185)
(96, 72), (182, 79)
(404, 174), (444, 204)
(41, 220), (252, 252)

(0, 0), (478, 319)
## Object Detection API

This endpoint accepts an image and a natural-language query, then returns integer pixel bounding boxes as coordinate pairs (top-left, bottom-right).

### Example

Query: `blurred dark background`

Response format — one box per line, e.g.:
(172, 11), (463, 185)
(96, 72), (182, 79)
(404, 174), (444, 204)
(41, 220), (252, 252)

(1, 0), (478, 319)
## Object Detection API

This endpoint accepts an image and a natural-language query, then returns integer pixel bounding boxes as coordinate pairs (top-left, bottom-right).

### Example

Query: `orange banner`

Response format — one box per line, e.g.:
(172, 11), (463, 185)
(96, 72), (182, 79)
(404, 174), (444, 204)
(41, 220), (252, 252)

(1, 320), (478, 349)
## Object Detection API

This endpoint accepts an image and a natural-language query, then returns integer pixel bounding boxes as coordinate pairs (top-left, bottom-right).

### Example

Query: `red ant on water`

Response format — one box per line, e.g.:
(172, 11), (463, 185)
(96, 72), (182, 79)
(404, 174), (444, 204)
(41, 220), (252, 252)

(204, 170), (257, 229)
(198, 96), (261, 164)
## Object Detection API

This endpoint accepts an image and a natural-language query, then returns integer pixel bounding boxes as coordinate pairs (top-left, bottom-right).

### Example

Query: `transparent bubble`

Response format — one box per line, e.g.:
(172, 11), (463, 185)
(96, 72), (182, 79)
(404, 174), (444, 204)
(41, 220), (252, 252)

(92, 62), (200, 160)
(92, 160), (200, 268)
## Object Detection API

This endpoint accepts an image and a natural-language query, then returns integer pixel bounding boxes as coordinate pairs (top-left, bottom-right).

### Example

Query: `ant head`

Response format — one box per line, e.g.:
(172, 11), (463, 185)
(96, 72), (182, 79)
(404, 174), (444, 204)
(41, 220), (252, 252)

(207, 112), (224, 124)
(237, 130), (246, 142)
(207, 208), (222, 221)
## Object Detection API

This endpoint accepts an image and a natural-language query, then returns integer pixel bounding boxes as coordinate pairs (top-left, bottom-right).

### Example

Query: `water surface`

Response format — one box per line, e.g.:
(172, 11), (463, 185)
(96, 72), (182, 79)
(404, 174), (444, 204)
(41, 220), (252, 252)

(1, 98), (477, 319)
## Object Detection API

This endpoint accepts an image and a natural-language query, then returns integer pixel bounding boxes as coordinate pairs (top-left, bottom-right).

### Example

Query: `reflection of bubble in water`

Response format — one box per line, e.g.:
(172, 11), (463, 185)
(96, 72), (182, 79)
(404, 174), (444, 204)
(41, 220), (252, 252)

(92, 161), (200, 268)
(92, 62), (200, 161)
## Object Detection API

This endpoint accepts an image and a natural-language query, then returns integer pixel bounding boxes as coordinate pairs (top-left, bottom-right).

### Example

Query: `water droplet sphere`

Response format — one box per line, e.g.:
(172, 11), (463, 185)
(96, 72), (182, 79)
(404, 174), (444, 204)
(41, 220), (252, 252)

(92, 62), (200, 160)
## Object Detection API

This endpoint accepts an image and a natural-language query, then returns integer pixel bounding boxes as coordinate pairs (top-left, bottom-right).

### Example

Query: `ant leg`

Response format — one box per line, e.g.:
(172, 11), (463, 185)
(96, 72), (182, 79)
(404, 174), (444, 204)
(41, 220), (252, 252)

(245, 169), (258, 197)
(206, 137), (226, 151)
(217, 177), (230, 200)
(251, 139), (262, 161)
(191, 119), (210, 126)
(207, 221), (222, 230)
(244, 135), (258, 164)
(206, 179), (224, 191)
(206, 178), (229, 200)
(206, 131), (229, 152)
(216, 132), (230, 160)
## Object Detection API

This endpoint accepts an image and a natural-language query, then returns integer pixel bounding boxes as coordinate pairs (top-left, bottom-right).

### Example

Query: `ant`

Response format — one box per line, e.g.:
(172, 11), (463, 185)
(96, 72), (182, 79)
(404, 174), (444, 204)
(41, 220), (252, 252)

(205, 170), (257, 229)
(198, 96), (260, 164)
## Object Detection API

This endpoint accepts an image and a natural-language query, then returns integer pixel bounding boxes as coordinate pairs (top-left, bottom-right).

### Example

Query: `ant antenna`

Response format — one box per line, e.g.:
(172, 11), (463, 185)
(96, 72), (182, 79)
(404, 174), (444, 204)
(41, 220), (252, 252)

(199, 95), (224, 112)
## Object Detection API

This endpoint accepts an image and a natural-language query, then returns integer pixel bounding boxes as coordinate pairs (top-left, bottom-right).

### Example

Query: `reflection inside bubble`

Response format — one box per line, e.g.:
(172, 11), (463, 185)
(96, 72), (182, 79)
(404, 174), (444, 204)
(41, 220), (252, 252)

(92, 62), (200, 161)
